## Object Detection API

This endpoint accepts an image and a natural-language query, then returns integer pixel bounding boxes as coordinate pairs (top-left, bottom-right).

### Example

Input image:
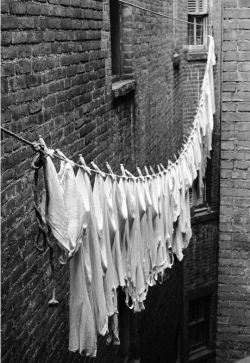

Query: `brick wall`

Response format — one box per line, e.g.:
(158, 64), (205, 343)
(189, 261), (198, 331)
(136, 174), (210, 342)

(218, 0), (250, 361)
(1, 0), (191, 362)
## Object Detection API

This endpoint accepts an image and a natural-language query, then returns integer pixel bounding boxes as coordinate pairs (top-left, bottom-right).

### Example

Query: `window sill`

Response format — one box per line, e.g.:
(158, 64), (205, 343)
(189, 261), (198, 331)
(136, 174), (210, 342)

(185, 50), (208, 62)
(112, 79), (136, 99)
(191, 208), (218, 225)
(189, 347), (215, 363)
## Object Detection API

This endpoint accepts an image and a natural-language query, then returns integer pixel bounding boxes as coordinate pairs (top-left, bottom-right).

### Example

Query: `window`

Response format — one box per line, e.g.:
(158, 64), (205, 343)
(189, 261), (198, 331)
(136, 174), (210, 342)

(188, 0), (208, 50)
(188, 295), (210, 354)
(110, 0), (121, 78)
(189, 157), (212, 213)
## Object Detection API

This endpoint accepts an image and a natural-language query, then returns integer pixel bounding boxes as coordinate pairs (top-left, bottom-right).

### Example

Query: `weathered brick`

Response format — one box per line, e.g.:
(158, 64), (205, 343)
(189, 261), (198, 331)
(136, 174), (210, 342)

(1, 46), (18, 60)
(12, 31), (28, 44)
(1, 15), (18, 29)
(17, 17), (35, 29)
(26, 3), (41, 15)
(1, 0), (10, 13)
(1, 32), (12, 45)
(29, 101), (42, 114)
(9, 76), (27, 91)
(10, 1), (27, 14)
(2, 63), (15, 77)
(15, 60), (32, 74)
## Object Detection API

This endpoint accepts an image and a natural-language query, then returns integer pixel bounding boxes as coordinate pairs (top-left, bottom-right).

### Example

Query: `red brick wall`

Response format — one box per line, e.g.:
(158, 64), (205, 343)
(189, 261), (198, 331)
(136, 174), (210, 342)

(218, 0), (250, 361)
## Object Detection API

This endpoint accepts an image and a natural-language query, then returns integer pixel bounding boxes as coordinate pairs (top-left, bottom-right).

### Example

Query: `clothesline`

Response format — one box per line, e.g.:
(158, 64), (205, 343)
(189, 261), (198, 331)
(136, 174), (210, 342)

(0, 125), (197, 180)
(118, 0), (213, 31)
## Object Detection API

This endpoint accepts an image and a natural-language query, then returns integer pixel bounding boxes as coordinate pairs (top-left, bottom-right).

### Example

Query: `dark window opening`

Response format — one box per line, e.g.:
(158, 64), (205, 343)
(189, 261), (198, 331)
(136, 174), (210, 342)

(189, 157), (212, 212)
(110, 0), (121, 77)
(188, 295), (211, 353)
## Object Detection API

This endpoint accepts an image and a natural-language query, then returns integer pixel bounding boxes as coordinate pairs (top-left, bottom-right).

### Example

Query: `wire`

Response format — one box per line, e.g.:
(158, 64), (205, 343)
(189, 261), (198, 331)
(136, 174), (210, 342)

(0, 126), (143, 179)
(118, 0), (211, 29)
(1, 126), (36, 148)
(1, 125), (177, 179)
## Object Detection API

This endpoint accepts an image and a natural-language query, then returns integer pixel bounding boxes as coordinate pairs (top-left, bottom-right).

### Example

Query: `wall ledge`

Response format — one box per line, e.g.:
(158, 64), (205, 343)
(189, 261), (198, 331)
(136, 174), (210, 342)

(186, 51), (208, 62)
(112, 79), (136, 99)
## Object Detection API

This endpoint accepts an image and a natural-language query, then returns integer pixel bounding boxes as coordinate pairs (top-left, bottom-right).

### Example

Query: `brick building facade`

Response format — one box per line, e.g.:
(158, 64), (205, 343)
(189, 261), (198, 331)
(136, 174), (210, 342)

(1, 0), (249, 362)
(218, 1), (250, 362)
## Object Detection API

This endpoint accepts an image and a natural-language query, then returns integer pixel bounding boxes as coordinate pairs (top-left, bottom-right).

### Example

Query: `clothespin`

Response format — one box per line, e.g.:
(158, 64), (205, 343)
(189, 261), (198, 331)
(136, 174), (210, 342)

(167, 160), (174, 171)
(125, 168), (136, 180)
(120, 164), (128, 180)
(157, 164), (163, 175)
(38, 135), (46, 148)
(149, 166), (156, 177)
(48, 287), (59, 307)
(136, 166), (144, 180)
(144, 166), (152, 180)
(38, 136), (54, 157)
(79, 155), (91, 175)
(56, 149), (74, 166)
(106, 162), (116, 180)
(173, 154), (179, 165)
(160, 163), (167, 174)
(91, 161), (106, 178)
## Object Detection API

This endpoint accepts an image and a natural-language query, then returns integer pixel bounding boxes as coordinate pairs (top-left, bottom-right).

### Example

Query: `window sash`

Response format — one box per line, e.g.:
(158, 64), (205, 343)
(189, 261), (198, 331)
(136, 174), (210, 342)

(110, 0), (121, 77)
(188, 14), (208, 47)
(188, 296), (210, 353)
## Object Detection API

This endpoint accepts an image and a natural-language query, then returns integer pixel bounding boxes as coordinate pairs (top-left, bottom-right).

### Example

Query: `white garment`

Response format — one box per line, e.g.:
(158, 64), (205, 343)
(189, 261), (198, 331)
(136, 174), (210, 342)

(40, 156), (71, 254)
(83, 171), (108, 336)
(69, 168), (96, 356)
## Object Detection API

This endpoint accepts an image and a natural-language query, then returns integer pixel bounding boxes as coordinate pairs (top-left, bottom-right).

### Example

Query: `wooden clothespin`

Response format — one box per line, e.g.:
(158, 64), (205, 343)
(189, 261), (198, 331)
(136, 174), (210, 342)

(91, 161), (106, 178)
(160, 163), (167, 173)
(120, 164), (128, 180)
(106, 162), (116, 180)
(125, 168), (136, 180)
(38, 136), (54, 157)
(167, 160), (174, 171)
(149, 165), (156, 177)
(136, 166), (144, 180)
(157, 164), (163, 175)
(144, 166), (152, 180)
(56, 149), (74, 166)
(160, 163), (166, 171)
(79, 155), (91, 175)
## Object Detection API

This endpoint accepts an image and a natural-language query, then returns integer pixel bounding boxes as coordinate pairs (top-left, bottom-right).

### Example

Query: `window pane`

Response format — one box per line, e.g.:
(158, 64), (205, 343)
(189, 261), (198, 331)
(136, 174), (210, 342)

(110, 0), (121, 76)
(188, 296), (210, 353)
(196, 16), (204, 45)
(187, 14), (207, 46)
(188, 15), (195, 45)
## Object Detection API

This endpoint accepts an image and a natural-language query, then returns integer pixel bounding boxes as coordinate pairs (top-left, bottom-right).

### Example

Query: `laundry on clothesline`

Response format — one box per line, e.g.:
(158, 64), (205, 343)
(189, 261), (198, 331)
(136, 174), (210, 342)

(30, 35), (216, 357)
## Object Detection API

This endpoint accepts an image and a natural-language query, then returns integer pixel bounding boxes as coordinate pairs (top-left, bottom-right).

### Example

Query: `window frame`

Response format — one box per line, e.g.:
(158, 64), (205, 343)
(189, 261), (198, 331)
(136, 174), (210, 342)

(110, 0), (122, 80)
(188, 295), (211, 354)
(187, 0), (209, 51)
(189, 155), (213, 216)
(181, 284), (217, 363)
